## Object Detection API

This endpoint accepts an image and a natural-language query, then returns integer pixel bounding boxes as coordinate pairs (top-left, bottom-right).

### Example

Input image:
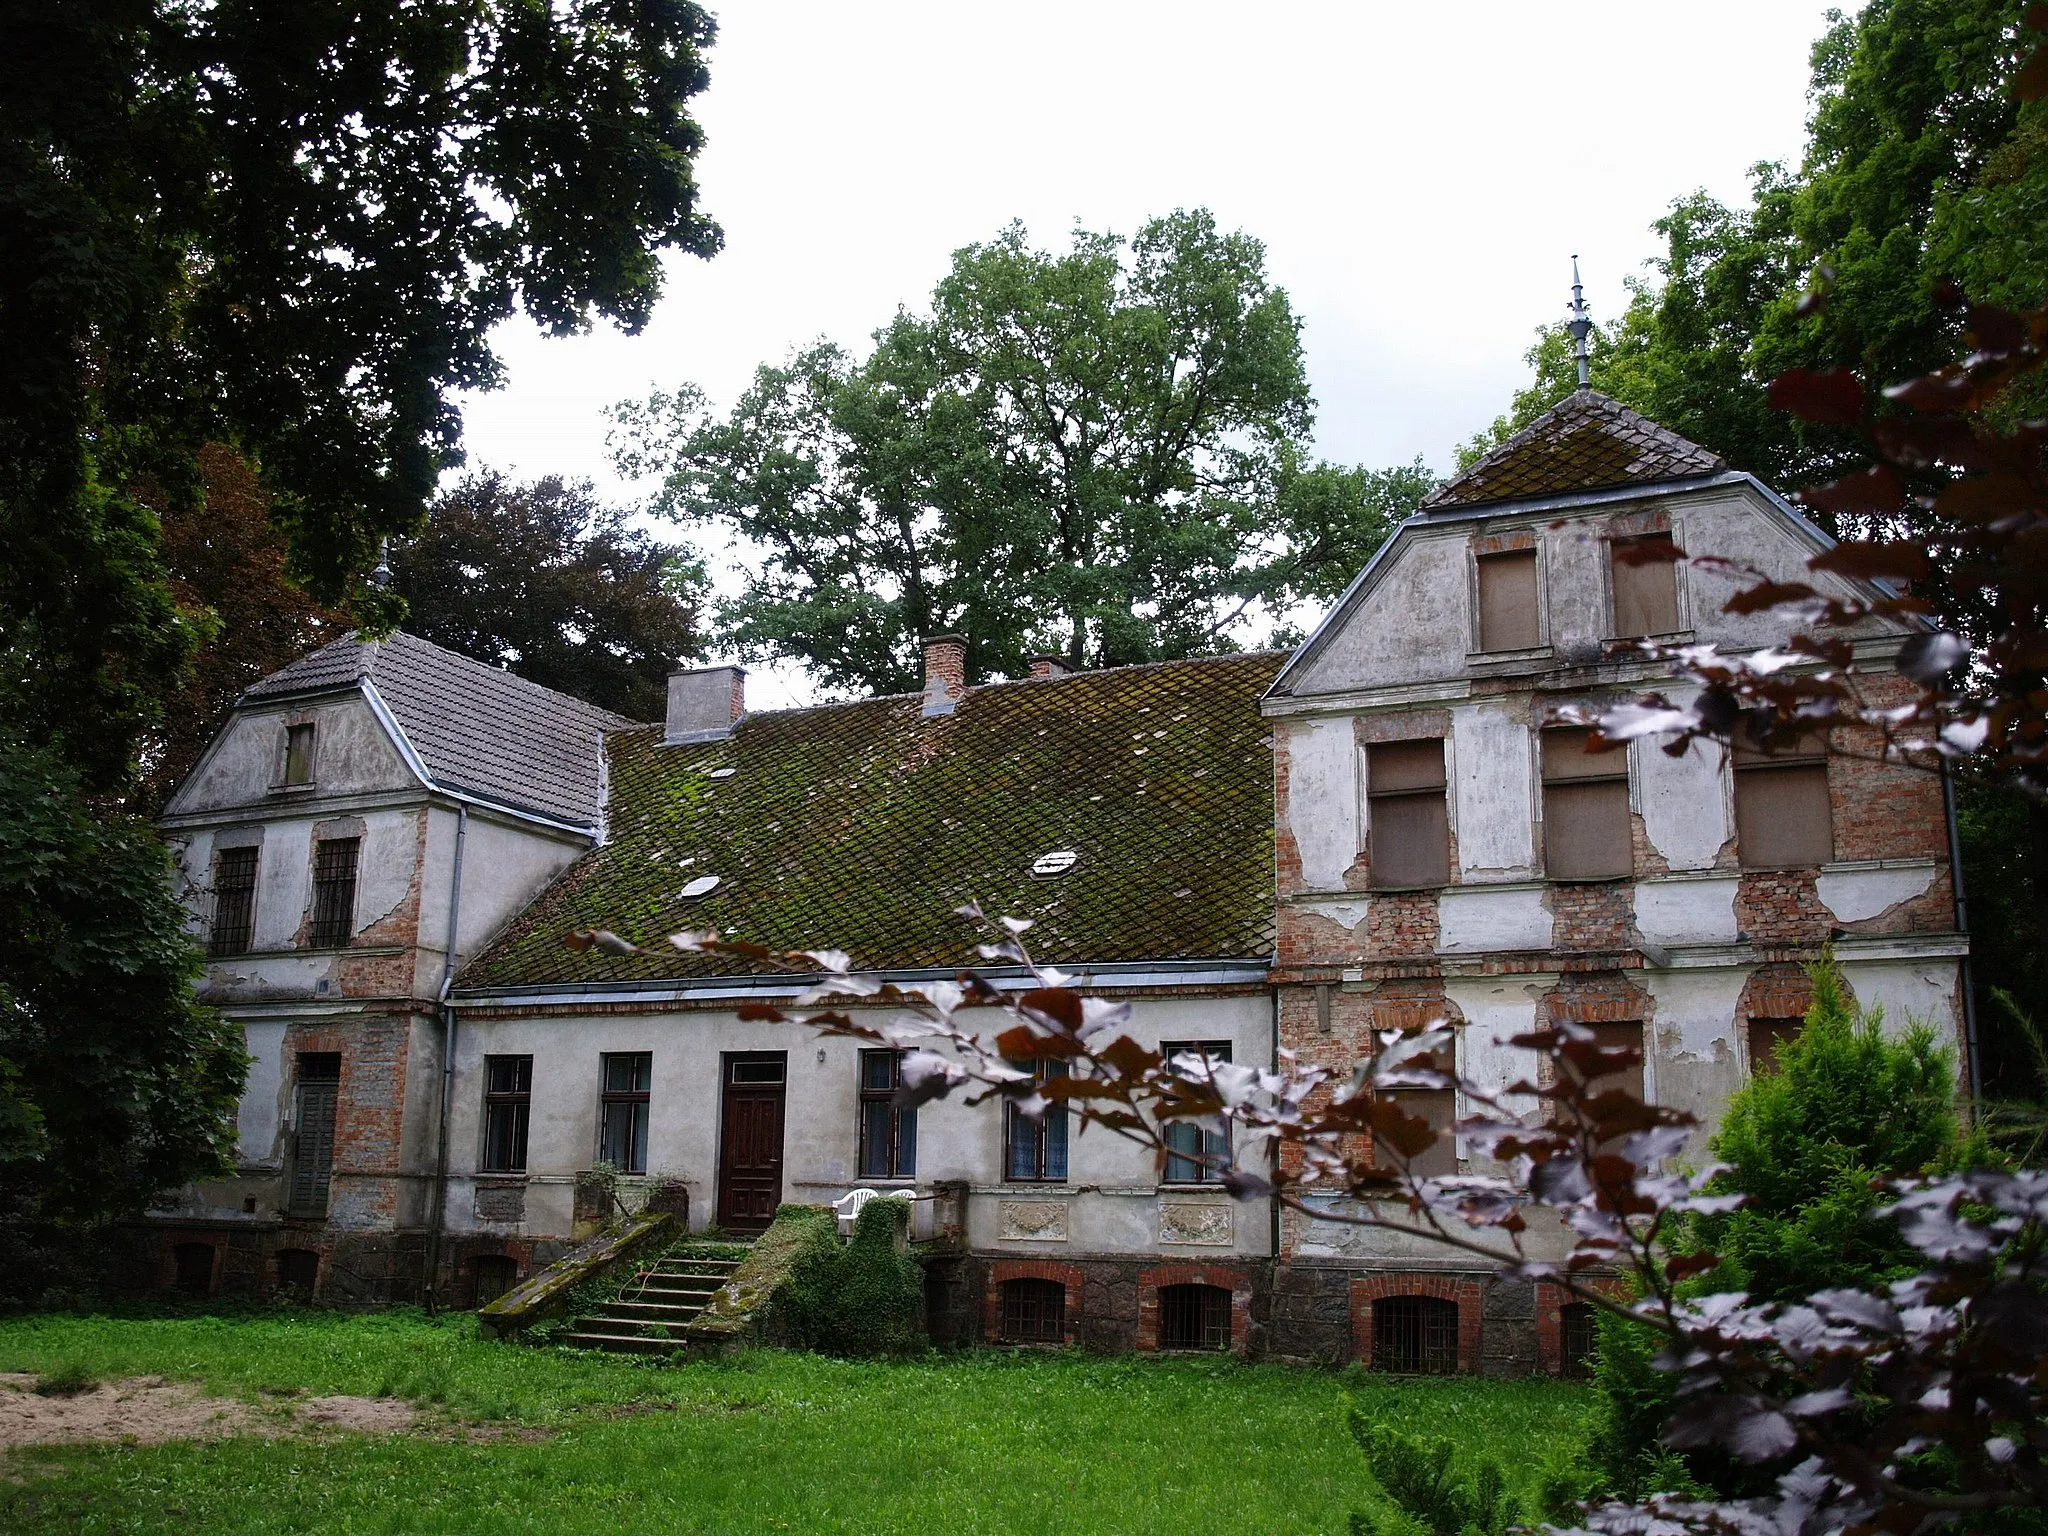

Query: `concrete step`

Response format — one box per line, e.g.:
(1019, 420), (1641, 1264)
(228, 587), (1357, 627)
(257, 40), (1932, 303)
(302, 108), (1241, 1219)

(558, 1332), (681, 1355)
(604, 1300), (709, 1322)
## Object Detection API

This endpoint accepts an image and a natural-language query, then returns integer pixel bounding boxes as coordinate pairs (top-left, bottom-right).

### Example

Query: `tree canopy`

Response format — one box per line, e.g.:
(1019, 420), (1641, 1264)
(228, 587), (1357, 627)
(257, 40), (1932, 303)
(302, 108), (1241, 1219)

(616, 210), (1430, 694)
(1462, 0), (2045, 497)
(392, 472), (704, 721)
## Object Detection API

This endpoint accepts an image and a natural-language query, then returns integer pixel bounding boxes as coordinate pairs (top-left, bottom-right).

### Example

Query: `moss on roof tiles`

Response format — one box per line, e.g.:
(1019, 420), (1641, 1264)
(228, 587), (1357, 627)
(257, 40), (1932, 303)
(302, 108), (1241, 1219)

(461, 652), (1285, 986)
(1422, 389), (1725, 510)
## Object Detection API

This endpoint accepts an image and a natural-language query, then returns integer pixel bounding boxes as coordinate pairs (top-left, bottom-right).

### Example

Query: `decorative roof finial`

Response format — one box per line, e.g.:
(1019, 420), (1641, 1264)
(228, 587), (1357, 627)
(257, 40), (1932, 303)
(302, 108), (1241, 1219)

(1567, 255), (1593, 389)
(369, 537), (393, 590)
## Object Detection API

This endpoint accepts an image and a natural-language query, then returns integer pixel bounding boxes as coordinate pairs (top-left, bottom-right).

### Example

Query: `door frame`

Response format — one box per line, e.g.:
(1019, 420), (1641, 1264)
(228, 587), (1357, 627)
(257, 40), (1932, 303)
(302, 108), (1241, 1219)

(715, 1051), (788, 1231)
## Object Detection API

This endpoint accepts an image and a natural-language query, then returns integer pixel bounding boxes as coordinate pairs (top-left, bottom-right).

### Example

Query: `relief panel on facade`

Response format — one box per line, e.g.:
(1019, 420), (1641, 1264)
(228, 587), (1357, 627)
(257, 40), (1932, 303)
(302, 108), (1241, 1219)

(1159, 1202), (1232, 1246)
(998, 1200), (1069, 1242)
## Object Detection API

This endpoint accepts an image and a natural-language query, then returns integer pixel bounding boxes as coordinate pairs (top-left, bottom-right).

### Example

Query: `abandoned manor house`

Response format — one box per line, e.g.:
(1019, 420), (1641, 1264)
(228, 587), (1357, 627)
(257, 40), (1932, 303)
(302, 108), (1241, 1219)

(151, 390), (1971, 1370)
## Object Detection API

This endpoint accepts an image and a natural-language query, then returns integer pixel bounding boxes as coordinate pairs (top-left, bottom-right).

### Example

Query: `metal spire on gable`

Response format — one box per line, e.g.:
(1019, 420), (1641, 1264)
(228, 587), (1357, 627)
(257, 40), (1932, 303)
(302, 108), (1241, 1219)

(1567, 255), (1593, 389)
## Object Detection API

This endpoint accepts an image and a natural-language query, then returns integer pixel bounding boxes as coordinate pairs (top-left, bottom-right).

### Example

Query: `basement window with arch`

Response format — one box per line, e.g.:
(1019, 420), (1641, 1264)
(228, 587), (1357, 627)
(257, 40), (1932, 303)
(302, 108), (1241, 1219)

(1374, 1295), (1458, 1374)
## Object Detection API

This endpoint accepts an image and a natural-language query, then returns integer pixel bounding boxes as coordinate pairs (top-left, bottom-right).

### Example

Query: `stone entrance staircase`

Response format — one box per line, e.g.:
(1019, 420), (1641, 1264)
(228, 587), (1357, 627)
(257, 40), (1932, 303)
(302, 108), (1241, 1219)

(558, 1247), (748, 1354)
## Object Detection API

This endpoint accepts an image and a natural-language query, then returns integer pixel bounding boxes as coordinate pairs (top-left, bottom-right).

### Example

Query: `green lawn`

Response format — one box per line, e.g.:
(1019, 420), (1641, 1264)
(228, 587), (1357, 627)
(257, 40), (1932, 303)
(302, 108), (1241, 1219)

(0, 1311), (1588, 1534)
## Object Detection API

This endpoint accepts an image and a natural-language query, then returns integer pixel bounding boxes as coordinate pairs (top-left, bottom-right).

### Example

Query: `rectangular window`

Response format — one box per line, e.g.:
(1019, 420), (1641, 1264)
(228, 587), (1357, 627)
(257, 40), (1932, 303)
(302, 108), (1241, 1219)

(1367, 739), (1451, 889)
(598, 1051), (651, 1174)
(284, 722), (316, 785)
(1476, 548), (1540, 651)
(858, 1050), (917, 1179)
(1161, 1041), (1231, 1183)
(1734, 739), (1834, 869)
(1005, 1059), (1070, 1182)
(1747, 1017), (1802, 1077)
(209, 846), (259, 957)
(307, 836), (360, 948)
(1609, 533), (1681, 637)
(1541, 727), (1632, 881)
(1374, 1035), (1457, 1179)
(287, 1052), (341, 1217)
(481, 1055), (532, 1173)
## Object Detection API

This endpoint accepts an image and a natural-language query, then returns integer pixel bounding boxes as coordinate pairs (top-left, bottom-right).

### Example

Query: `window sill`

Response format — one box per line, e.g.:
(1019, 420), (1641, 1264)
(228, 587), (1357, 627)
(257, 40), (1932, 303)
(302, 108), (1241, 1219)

(1601, 628), (1693, 649)
(1465, 645), (1554, 676)
(1156, 1183), (1228, 1193)
(267, 781), (319, 797)
(1366, 883), (1448, 894)
(1543, 872), (1633, 885)
(1001, 1181), (1070, 1190)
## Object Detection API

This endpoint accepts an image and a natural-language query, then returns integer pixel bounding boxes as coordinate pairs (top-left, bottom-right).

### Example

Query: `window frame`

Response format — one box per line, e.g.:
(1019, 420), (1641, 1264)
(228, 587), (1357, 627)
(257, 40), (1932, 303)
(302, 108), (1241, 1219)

(481, 1054), (533, 1174)
(597, 1051), (652, 1175)
(1474, 546), (1542, 653)
(1607, 532), (1682, 639)
(209, 844), (259, 957)
(283, 722), (317, 786)
(1004, 1059), (1070, 1183)
(1159, 1040), (1232, 1184)
(1373, 1032), (1458, 1179)
(1366, 738), (1452, 890)
(307, 836), (360, 949)
(1733, 738), (1835, 870)
(857, 1048), (918, 1180)
(1540, 726), (1633, 882)
(999, 1276), (1067, 1343)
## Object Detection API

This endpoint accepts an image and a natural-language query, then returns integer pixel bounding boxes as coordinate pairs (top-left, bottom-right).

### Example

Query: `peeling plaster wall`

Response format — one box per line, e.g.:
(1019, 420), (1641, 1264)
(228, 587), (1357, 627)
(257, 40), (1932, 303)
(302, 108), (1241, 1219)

(1290, 534), (1473, 692)
(1635, 876), (1740, 945)
(1286, 717), (1358, 891)
(237, 1021), (289, 1166)
(1643, 969), (1749, 1156)
(1444, 983), (1541, 1117)
(1438, 886), (1552, 951)
(413, 806), (587, 994)
(1840, 959), (1966, 1049)
(1451, 704), (1535, 875)
(1817, 863), (1939, 924)
(447, 993), (1272, 1261)
(169, 695), (415, 813)
(1637, 721), (1729, 871)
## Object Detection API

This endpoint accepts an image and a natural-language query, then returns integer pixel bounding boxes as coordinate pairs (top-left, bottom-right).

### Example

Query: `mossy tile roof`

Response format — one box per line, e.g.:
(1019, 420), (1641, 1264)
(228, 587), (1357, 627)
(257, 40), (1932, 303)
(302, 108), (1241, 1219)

(461, 651), (1284, 987)
(1422, 389), (1725, 511)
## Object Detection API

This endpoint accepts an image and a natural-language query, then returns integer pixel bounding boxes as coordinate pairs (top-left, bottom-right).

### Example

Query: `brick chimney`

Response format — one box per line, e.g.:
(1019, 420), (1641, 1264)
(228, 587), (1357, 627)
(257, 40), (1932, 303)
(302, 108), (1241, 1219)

(664, 664), (746, 744)
(921, 634), (967, 718)
(1028, 653), (1069, 679)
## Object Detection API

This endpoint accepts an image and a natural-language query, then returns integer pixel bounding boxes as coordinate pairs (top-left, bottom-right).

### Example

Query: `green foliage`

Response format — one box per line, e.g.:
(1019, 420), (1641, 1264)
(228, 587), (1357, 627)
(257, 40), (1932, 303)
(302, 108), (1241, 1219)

(1347, 1405), (1521, 1536)
(2, 0), (720, 792)
(1699, 958), (1957, 1304)
(1569, 1303), (1711, 1505)
(616, 210), (1430, 694)
(779, 1200), (925, 1358)
(391, 471), (705, 722)
(0, 733), (246, 1280)
(1464, 1), (2047, 531)
(1956, 774), (2048, 1105)
(30, 1361), (97, 1397)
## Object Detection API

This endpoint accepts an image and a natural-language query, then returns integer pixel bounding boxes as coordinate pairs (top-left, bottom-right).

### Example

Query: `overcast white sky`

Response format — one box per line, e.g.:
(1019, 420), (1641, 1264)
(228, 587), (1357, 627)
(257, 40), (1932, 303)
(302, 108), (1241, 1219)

(458, 0), (1846, 703)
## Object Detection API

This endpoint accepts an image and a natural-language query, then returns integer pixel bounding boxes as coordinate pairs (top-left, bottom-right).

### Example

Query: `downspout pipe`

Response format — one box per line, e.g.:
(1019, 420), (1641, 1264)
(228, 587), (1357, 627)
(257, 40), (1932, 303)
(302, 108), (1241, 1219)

(1940, 759), (1982, 1102)
(424, 803), (469, 1311)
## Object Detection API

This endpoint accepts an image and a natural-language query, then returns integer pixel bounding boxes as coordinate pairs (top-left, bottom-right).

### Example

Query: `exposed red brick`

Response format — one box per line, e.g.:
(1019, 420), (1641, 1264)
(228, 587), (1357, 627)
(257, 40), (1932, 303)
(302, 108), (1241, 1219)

(1349, 1272), (1486, 1372)
(1135, 1261), (1253, 1354)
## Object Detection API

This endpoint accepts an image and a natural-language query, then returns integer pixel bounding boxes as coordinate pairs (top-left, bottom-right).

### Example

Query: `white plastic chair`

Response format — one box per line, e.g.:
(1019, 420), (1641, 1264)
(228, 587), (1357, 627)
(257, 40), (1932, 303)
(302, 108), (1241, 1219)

(833, 1186), (912, 1236)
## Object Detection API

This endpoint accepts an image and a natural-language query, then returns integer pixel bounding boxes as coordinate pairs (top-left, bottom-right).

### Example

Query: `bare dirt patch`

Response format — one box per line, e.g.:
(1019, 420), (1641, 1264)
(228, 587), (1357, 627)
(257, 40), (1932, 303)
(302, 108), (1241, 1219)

(0, 1373), (417, 1449)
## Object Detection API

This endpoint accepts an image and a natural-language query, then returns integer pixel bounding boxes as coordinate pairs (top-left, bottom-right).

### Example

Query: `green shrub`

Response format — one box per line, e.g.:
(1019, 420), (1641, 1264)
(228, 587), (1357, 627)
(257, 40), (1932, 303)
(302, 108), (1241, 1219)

(1347, 1404), (1520, 1536)
(32, 1362), (97, 1396)
(1567, 956), (1960, 1502)
(779, 1199), (925, 1357)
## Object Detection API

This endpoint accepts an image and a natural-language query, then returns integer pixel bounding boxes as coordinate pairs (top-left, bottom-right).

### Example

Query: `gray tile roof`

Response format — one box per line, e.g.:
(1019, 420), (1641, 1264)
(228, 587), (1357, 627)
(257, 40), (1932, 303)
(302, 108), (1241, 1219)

(1423, 389), (1725, 510)
(241, 632), (634, 828)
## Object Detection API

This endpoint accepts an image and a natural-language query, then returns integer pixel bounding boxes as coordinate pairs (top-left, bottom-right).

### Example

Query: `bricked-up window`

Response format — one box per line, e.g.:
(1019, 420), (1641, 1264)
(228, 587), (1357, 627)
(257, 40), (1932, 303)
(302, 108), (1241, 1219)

(1000, 1277), (1066, 1342)
(1158, 1283), (1232, 1350)
(1476, 548), (1540, 651)
(307, 836), (360, 947)
(481, 1055), (532, 1173)
(1542, 727), (1632, 881)
(1609, 533), (1681, 637)
(1161, 1041), (1231, 1182)
(1367, 739), (1451, 889)
(598, 1052), (651, 1174)
(1560, 1301), (1598, 1378)
(1375, 1295), (1458, 1374)
(1005, 1059), (1070, 1181)
(1375, 1034), (1457, 1178)
(209, 846), (259, 957)
(275, 1248), (320, 1294)
(173, 1242), (217, 1296)
(1734, 737), (1834, 868)
(1747, 1017), (1802, 1076)
(284, 722), (316, 785)
(858, 1049), (917, 1179)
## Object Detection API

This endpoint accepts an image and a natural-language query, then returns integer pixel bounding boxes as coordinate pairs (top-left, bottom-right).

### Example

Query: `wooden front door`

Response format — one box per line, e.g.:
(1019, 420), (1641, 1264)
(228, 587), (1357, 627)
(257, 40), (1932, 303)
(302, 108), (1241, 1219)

(717, 1053), (786, 1231)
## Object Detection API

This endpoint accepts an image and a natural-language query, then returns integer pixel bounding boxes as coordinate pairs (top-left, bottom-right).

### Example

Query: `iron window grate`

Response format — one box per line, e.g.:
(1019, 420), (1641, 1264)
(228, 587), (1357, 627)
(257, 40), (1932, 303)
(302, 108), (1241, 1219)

(1560, 1301), (1598, 1379)
(1158, 1283), (1231, 1351)
(308, 836), (360, 948)
(1000, 1278), (1066, 1343)
(209, 846), (259, 957)
(1374, 1295), (1458, 1374)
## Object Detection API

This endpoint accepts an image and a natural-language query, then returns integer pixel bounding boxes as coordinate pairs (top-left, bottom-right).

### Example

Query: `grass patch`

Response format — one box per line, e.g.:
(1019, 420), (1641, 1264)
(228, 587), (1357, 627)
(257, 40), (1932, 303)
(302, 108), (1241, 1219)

(0, 1312), (1588, 1534)
(30, 1363), (96, 1397)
